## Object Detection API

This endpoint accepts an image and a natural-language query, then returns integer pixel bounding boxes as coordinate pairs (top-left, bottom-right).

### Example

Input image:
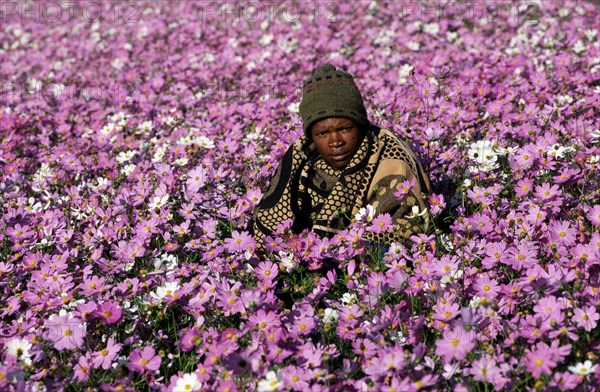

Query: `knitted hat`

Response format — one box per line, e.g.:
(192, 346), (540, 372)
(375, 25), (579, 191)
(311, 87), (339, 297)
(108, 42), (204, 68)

(299, 64), (369, 137)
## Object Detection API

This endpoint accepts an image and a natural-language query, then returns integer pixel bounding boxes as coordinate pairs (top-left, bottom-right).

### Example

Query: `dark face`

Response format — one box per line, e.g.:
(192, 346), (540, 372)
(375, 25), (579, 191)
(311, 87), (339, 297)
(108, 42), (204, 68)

(311, 117), (363, 170)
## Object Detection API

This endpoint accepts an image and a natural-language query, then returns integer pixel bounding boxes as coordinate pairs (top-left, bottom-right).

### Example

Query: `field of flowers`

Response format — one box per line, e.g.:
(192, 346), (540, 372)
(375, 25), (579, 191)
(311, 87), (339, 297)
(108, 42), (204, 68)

(1, 0), (599, 390)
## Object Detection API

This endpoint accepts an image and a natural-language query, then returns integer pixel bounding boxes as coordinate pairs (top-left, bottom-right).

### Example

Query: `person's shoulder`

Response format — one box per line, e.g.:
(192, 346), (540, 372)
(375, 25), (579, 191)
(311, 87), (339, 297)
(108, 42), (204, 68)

(285, 135), (315, 161)
(374, 127), (410, 149)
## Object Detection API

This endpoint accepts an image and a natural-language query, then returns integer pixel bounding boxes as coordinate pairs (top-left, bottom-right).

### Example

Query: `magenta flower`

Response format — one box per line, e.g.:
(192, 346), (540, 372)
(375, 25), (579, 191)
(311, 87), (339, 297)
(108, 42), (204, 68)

(586, 204), (600, 226)
(248, 309), (280, 331)
(573, 306), (599, 332)
(428, 193), (446, 215)
(370, 213), (393, 234)
(281, 366), (310, 390)
(534, 183), (561, 200)
(255, 261), (278, 281)
(186, 166), (208, 193)
(468, 355), (502, 383)
(549, 220), (577, 246)
(74, 354), (92, 382)
(44, 311), (86, 351)
(94, 301), (122, 325)
(224, 231), (256, 253)
(128, 346), (162, 373)
(393, 178), (416, 200)
(526, 347), (557, 378)
(472, 274), (500, 298)
(180, 327), (201, 351)
(435, 326), (475, 362)
(515, 178), (534, 197)
(93, 337), (122, 370)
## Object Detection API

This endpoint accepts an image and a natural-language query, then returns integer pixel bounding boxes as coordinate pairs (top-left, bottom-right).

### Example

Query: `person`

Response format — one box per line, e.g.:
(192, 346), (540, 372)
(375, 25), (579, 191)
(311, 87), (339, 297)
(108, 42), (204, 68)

(249, 64), (432, 249)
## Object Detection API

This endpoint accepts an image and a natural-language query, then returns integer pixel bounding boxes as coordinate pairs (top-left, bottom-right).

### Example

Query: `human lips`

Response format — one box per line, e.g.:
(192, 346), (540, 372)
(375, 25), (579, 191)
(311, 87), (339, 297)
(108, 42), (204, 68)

(329, 152), (350, 162)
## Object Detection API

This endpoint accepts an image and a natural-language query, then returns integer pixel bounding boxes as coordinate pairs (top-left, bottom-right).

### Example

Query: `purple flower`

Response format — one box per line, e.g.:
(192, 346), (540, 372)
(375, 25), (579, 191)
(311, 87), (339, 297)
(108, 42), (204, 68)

(526, 347), (557, 378)
(44, 311), (86, 351)
(93, 301), (122, 325)
(573, 306), (599, 332)
(435, 326), (475, 363)
(127, 346), (161, 373)
(93, 337), (122, 370)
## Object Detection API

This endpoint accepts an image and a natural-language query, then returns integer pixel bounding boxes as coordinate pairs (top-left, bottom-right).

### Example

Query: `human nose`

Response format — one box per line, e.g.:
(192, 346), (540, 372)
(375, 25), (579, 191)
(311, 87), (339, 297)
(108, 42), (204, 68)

(329, 132), (343, 147)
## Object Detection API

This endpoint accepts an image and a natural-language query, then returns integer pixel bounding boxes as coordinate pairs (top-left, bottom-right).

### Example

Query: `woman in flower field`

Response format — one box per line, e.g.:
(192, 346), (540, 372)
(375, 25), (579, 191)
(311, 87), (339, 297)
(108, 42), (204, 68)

(249, 64), (432, 247)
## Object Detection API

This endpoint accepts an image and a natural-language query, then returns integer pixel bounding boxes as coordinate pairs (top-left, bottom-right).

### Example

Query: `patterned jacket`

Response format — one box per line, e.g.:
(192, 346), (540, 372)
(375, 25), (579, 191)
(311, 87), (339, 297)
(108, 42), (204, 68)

(249, 125), (432, 246)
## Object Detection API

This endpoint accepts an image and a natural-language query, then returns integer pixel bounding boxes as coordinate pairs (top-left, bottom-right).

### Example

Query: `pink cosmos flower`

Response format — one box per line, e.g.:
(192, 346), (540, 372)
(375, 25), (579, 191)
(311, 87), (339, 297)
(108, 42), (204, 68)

(428, 193), (446, 215)
(181, 327), (201, 351)
(93, 337), (122, 370)
(435, 326), (475, 363)
(468, 355), (502, 383)
(549, 220), (577, 246)
(186, 166), (207, 193)
(79, 275), (109, 296)
(534, 183), (561, 200)
(573, 306), (599, 332)
(515, 178), (534, 197)
(433, 301), (460, 322)
(73, 354), (92, 382)
(224, 231), (256, 253)
(526, 347), (557, 377)
(370, 213), (393, 234)
(248, 309), (280, 331)
(93, 301), (122, 325)
(393, 178), (416, 200)
(281, 365), (310, 391)
(44, 312), (86, 351)
(472, 274), (500, 298)
(255, 261), (278, 281)
(549, 371), (581, 391)
(586, 204), (600, 226)
(128, 346), (162, 373)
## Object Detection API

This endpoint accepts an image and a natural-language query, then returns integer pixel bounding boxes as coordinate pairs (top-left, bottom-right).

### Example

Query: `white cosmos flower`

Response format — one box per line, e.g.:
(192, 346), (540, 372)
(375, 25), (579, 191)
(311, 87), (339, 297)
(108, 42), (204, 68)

(278, 251), (296, 272)
(6, 338), (33, 365)
(469, 296), (483, 308)
(405, 205), (427, 219)
(573, 40), (586, 54)
(468, 140), (499, 172)
(584, 29), (597, 41)
(398, 63), (413, 84)
(423, 22), (439, 35)
(341, 293), (358, 307)
(173, 372), (202, 392)
(150, 281), (181, 302)
(568, 360), (597, 375)
(116, 150), (137, 163)
(287, 102), (300, 113)
(407, 41), (420, 51)
(121, 164), (136, 176)
(322, 308), (339, 323)
(257, 370), (284, 392)
(152, 146), (166, 162)
(148, 194), (169, 209)
(440, 268), (463, 287)
(354, 205), (376, 223)
(195, 136), (215, 149)
(175, 157), (189, 166)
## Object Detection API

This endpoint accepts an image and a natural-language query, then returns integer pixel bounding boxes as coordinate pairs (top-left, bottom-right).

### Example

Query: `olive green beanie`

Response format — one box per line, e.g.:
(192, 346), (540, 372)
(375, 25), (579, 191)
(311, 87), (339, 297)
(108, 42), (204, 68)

(299, 64), (369, 138)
